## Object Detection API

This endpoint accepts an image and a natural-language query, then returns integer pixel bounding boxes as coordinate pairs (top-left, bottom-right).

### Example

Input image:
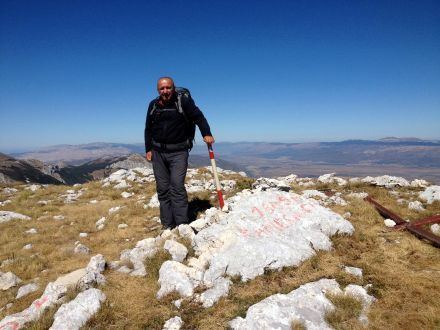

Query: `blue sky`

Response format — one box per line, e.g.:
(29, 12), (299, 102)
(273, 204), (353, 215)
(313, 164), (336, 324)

(1, 0), (439, 152)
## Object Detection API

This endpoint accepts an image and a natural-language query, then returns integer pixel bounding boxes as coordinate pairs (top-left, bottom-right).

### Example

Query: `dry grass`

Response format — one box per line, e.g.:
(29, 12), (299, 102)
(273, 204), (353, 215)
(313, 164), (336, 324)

(1, 174), (440, 329)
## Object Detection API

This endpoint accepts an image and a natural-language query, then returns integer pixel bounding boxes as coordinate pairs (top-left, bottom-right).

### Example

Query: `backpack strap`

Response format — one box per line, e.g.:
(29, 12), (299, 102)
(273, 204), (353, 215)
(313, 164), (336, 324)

(176, 93), (189, 123)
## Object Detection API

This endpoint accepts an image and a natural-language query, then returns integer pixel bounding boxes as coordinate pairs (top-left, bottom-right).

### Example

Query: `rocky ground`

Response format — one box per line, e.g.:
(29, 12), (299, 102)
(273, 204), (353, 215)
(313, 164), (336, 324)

(0, 168), (439, 329)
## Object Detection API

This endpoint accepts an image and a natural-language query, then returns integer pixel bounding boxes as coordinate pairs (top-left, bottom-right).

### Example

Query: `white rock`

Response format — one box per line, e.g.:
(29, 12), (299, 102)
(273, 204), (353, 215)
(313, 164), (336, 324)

(199, 277), (232, 308)
(2, 187), (18, 194)
(252, 178), (290, 191)
(410, 179), (429, 188)
(148, 193), (160, 208)
(118, 223), (128, 229)
(74, 243), (90, 254)
(0, 199), (12, 207)
(276, 174), (298, 183)
(0, 272), (22, 290)
(419, 186), (440, 204)
(23, 244), (33, 250)
(121, 191), (134, 199)
(79, 232), (88, 238)
(229, 278), (375, 329)
(27, 184), (41, 192)
(163, 316), (183, 330)
(177, 224), (195, 241)
(0, 211), (30, 224)
(0, 282), (67, 329)
(384, 219), (396, 227)
(362, 175), (409, 188)
(16, 283), (39, 299)
(89, 200), (98, 204)
(158, 190), (354, 307)
(431, 224), (440, 235)
(318, 173), (347, 186)
(408, 201), (425, 212)
(164, 240), (188, 262)
(25, 228), (38, 234)
(37, 200), (48, 205)
(114, 180), (130, 189)
(53, 215), (65, 221)
(157, 261), (203, 298)
(120, 238), (158, 277)
(302, 190), (327, 199)
(347, 192), (368, 199)
(50, 288), (106, 330)
(344, 266), (363, 278)
(95, 217), (106, 230)
(109, 206), (121, 214)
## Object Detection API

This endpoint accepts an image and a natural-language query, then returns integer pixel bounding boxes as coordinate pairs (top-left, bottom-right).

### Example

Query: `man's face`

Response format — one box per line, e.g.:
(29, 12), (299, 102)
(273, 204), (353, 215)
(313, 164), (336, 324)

(157, 79), (174, 103)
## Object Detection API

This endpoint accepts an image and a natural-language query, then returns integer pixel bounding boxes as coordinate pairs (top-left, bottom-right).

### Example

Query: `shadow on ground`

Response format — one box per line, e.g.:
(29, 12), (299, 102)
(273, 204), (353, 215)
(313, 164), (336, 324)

(188, 198), (213, 222)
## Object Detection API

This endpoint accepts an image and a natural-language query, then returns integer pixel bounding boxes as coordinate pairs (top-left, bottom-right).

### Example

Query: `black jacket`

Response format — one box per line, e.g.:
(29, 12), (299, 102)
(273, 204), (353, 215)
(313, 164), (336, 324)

(144, 92), (212, 152)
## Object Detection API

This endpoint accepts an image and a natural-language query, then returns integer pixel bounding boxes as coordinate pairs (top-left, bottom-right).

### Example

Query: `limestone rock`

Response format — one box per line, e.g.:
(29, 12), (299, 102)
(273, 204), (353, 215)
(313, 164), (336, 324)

(318, 173), (347, 186)
(118, 223), (128, 229)
(157, 261), (203, 298)
(164, 240), (188, 262)
(148, 193), (160, 208)
(16, 283), (39, 299)
(50, 288), (106, 330)
(0, 272), (22, 290)
(95, 217), (106, 230)
(419, 186), (440, 204)
(25, 228), (38, 234)
(361, 175), (410, 188)
(408, 201), (425, 212)
(74, 243), (90, 254)
(0, 211), (30, 224)
(344, 266), (363, 278)
(431, 223), (440, 235)
(410, 179), (429, 188)
(384, 219), (396, 227)
(163, 316), (183, 330)
(252, 178), (290, 191)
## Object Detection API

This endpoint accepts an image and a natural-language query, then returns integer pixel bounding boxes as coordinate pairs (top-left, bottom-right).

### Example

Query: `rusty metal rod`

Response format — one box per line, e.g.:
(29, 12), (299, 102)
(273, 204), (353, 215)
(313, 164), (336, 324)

(365, 197), (440, 248)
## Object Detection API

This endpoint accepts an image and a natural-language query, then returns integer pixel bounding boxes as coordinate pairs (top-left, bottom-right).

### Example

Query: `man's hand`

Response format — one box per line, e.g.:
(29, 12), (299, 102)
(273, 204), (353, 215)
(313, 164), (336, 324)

(203, 135), (215, 145)
(146, 151), (152, 161)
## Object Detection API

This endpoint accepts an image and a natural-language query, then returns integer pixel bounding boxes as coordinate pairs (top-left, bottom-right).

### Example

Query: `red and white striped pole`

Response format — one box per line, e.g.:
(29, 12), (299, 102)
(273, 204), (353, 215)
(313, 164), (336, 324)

(207, 143), (225, 209)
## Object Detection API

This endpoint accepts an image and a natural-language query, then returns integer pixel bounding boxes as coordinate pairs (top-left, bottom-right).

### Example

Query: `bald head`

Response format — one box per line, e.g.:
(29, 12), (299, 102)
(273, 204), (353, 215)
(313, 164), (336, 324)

(157, 77), (175, 103)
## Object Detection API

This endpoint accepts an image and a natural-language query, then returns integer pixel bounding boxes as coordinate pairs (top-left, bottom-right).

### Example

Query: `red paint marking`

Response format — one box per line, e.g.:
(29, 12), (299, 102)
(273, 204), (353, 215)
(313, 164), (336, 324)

(33, 296), (48, 310)
(0, 321), (20, 330)
(252, 207), (264, 217)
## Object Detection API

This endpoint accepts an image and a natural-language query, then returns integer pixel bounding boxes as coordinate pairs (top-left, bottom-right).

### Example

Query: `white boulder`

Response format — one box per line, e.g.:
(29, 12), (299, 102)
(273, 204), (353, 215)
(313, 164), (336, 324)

(408, 201), (425, 212)
(164, 240), (188, 262)
(419, 186), (440, 204)
(50, 288), (106, 330)
(0, 211), (30, 224)
(163, 316), (183, 330)
(0, 272), (22, 290)
(16, 283), (39, 299)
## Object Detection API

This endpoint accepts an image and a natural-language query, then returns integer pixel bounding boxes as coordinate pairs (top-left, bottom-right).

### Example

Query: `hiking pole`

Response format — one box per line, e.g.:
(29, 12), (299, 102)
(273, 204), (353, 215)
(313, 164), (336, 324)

(207, 143), (225, 209)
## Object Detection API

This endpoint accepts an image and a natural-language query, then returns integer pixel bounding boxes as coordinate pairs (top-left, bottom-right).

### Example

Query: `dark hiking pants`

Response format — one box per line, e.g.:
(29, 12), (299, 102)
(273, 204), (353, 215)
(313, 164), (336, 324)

(152, 149), (189, 228)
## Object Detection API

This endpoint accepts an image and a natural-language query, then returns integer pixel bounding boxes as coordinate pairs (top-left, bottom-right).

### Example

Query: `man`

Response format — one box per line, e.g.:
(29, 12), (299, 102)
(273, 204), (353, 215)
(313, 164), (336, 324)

(144, 77), (214, 229)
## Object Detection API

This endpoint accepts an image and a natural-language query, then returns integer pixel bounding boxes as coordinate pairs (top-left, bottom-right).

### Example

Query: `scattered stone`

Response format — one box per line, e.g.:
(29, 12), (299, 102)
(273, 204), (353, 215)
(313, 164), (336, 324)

(410, 179), (429, 188)
(397, 198), (407, 205)
(89, 200), (98, 204)
(431, 224), (440, 235)
(252, 177), (290, 191)
(118, 223), (128, 229)
(95, 217), (106, 230)
(408, 201), (425, 212)
(2, 187), (18, 195)
(0, 200), (12, 207)
(23, 244), (33, 250)
(198, 277), (232, 308)
(74, 243), (91, 254)
(53, 215), (65, 221)
(25, 228), (38, 234)
(157, 261), (203, 298)
(343, 212), (351, 219)
(177, 224), (196, 241)
(163, 316), (183, 330)
(0, 211), (31, 224)
(61, 189), (84, 203)
(384, 219), (396, 227)
(114, 180), (130, 189)
(121, 191), (134, 199)
(276, 174), (298, 183)
(119, 238), (159, 276)
(0, 282), (67, 329)
(109, 206), (121, 214)
(26, 184), (41, 192)
(318, 173), (347, 186)
(347, 192), (368, 199)
(37, 200), (49, 205)
(344, 266), (363, 278)
(16, 283), (39, 299)
(229, 279), (375, 329)
(116, 266), (132, 274)
(164, 240), (188, 262)
(79, 232), (88, 238)
(50, 288), (106, 330)
(147, 193), (160, 208)
(301, 190), (328, 200)
(362, 175), (409, 188)
(0, 272), (22, 290)
(419, 186), (440, 204)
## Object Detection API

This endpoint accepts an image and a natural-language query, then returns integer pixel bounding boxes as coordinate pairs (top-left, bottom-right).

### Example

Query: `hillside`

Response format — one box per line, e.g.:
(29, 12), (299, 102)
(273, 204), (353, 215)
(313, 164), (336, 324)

(1, 168), (439, 329)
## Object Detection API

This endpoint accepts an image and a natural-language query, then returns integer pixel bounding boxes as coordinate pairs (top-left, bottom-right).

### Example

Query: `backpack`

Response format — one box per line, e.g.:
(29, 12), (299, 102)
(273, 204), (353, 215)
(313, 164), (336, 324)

(150, 87), (196, 149)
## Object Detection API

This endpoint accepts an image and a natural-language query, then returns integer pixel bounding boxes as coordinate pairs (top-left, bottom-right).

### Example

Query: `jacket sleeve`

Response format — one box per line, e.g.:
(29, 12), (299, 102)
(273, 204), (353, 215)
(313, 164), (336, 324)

(182, 96), (212, 137)
(144, 101), (154, 153)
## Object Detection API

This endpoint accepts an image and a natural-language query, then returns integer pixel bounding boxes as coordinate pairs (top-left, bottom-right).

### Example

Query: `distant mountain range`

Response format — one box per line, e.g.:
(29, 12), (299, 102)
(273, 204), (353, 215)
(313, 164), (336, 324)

(2, 137), (440, 184)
